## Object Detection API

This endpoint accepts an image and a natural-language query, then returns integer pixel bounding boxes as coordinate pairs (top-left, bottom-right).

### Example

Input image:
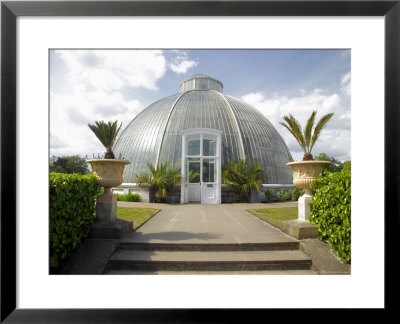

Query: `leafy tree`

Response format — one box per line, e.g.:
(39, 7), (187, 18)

(343, 160), (351, 170)
(136, 162), (182, 202)
(49, 155), (89, 174)
(222, 157), (264, 202)
(280, 111), (334, 160)
(314, 153), (344, 172)
(88, 120), (122, 159)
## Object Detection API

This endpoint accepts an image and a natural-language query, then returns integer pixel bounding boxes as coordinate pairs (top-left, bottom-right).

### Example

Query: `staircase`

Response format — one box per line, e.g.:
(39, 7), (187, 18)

(104, 240), (312, 273)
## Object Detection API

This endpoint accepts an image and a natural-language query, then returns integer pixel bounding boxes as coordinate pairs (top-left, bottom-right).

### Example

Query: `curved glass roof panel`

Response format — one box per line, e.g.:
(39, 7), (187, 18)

(113, 94), (180, 181)
(224, 95), (293, 184)
(157, 90), (243, 169)
(113, 74), (293, 184)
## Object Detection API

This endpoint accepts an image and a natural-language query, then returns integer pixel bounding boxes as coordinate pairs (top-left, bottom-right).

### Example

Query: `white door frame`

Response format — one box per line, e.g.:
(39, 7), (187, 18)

(181, 128), (222, 204)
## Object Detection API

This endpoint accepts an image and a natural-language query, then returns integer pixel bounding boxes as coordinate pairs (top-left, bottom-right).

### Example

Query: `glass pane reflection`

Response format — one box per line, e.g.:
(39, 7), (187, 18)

(203, 139), (216, 156)
(187, 158), (200, 183)
(187, 138), (200, 156)
(202, 158), (215, 182)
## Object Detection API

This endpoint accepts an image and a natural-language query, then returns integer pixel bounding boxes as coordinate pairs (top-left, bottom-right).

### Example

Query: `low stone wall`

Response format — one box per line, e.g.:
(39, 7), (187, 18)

(222, 184), (295, 203)
(258, 184), (295, 202)
(112, 184), (181, 203)
(221, 184), (237, 203)
(112, 183), (295, 204)
(112, 184), (150, 202)
(165, 186), (181, 204)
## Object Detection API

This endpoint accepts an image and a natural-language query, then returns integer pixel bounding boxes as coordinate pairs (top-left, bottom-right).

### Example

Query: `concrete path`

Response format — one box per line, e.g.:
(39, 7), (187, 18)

(115, 202), (350, 275)
(232, 201), (298, 210)
(107, 203), (313, 273)
(60, 202), (350, 274)
(119, 204), (298, 246)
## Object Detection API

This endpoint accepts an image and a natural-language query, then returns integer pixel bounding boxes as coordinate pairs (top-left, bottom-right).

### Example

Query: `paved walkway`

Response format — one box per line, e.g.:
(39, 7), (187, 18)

(61, 202), (350, 274)
(119, 203), (298, 246)
(117, 201), (350, 275)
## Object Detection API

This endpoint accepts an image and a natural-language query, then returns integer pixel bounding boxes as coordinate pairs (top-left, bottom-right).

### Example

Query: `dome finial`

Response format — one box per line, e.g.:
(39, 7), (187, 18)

(180, 74), (223, 93)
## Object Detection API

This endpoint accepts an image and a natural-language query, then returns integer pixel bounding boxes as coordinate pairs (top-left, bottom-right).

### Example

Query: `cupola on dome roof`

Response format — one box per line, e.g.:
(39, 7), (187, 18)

(179, 74), (223, 93)
(113, 74), (293, 184)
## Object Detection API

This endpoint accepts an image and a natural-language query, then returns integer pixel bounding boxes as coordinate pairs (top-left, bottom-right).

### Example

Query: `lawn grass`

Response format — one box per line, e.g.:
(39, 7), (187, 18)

(117, 207), (160, 230)
(246, 207), (298, 230)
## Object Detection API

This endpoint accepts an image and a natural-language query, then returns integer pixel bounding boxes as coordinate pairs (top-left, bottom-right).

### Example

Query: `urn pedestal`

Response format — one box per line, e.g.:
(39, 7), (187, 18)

(87, 159), (132, 239)
(287, 161), (330, 221)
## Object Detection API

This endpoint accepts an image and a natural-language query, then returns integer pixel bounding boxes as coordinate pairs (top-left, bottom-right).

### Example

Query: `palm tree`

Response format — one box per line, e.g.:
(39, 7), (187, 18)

(280, 111), (334, 161)
(222, 157), (264, 202)
(188, 169), (200, 183)
(136, 162), (182, 202)
(88, 120), (122, 159)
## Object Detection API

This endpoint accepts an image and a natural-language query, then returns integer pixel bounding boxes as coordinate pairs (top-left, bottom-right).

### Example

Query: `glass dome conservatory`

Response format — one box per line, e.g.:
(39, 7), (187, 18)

(113, 74), (293, 203)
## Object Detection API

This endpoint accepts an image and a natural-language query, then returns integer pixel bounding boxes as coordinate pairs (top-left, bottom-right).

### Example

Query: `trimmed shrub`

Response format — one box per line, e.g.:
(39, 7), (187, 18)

(264, 189), (274, 203)
(49, 173), (101, 269)
(279, 188), (288, 201)
(117, 192), (141, 202)
(290, 187), (305, 201)
(309, 168), (351, 262)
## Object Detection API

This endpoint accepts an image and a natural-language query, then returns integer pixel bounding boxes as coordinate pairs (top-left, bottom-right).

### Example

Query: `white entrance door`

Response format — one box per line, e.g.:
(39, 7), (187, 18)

(181, 129), (222, 204)
(201, 157), (218, 204)
(187, 157), (201, 202)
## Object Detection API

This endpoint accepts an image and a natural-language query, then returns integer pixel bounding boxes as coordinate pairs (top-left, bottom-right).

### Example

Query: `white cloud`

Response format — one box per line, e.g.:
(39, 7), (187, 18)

(50, 87), (143, 157)
(341, 72), (351, 84)
(341, 71), (351, 96)
(340, 112), (351, 120)
(168, 51), (198, 74)
(52, 50), (206, 157)
(50, 50), (153, 157)
(50, 49), (200, 157)
(242, 87), (351, 161)
(56, 50), (167, 91)
(50, 133), (67, 150)
(67, 107), (91, 125)
(242, 89), (342, 125)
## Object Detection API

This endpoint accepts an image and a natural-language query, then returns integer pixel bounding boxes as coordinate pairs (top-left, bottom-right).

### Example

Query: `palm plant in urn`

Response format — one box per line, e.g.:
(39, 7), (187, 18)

(280, 111), (333, 221)
(87, 120), (130, 222)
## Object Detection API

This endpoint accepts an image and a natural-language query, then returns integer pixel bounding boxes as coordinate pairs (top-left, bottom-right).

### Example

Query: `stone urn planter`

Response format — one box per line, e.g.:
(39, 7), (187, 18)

(287, 160), (330, 221)
(87, 159), (130, 222)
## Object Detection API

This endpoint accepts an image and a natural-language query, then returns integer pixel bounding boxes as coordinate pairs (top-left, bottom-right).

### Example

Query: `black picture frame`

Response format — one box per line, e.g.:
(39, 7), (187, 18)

(1, 0), (398, 322)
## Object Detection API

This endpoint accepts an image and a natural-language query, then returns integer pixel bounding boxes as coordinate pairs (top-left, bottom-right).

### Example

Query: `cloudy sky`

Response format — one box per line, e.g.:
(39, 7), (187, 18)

(50, 49), (351, 162)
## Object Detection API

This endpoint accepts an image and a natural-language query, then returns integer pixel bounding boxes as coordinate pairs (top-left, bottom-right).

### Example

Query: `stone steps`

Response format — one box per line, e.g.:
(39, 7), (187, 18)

(105, 242), (312, 272)
(117, 241), (300, 251)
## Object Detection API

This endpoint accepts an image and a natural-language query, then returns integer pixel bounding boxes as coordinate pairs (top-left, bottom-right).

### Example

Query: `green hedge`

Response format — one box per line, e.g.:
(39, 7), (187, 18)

(309, 168), (351, 262)
(49, 173), (101, 268)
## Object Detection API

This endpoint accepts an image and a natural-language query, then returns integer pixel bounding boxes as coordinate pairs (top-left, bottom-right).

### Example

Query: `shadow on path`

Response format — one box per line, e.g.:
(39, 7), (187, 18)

(124, 231), (222, 242)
